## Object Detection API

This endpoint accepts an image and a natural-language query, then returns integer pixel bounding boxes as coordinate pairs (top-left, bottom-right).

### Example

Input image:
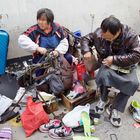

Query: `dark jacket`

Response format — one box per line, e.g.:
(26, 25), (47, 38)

(81, 25), (140, 68)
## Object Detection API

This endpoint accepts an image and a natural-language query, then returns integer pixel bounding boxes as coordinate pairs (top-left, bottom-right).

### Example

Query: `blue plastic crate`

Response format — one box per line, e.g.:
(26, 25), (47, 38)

(0, 30), (9, 75)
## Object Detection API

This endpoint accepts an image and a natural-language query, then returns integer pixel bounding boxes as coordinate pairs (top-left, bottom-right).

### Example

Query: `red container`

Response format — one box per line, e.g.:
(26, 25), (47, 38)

(76, 63), (86, 81)
(76, 63), (95, 81)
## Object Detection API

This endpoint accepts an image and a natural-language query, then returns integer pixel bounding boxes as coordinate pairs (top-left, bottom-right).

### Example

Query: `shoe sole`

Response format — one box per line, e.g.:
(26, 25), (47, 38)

(39, 128), (49, 133)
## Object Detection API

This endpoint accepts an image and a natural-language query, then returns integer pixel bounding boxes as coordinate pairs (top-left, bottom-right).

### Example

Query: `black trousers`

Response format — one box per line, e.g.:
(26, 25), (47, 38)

(100, 86), (130, 113)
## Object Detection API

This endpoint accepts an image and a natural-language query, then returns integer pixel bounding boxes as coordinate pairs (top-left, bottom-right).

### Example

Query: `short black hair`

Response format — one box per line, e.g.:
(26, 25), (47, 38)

(37, 8), (54, 24)
(101, 16), (122, 35)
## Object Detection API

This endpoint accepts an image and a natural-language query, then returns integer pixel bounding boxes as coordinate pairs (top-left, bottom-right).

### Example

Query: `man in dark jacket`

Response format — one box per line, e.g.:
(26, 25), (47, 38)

(81, 16), (140, 127)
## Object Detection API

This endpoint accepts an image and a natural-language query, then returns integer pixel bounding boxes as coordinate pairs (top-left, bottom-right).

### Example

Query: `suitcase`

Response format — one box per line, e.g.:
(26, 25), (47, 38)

(0, 30), (9, 75)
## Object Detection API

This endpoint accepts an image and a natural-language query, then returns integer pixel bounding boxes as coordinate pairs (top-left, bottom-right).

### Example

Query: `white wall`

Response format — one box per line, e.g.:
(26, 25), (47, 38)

(0, 0), (140, 59)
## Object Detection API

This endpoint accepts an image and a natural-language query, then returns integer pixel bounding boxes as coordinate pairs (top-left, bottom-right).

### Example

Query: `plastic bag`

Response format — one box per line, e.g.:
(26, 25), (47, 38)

(62, 104), (90, 128)
(21, 96), (49, 137)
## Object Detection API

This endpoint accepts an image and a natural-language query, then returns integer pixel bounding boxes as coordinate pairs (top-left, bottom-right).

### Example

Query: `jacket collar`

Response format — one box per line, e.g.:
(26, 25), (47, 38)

(36, 23), (59, 36)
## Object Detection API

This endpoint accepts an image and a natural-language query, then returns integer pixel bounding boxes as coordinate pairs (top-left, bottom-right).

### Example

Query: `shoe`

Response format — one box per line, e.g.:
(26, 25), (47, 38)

(94, 99), (109, 114)
(110, 109), (122, 127)
(48, 125), (73, 139)
(39, 119), (62, 133)
(129, 100), (140, 123)
(106, 105), (122, 127)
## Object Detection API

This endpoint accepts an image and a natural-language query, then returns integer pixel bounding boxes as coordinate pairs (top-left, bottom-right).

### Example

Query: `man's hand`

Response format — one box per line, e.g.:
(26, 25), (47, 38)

(36, 47), (47, 55)
(83, 52), (92, 60)
(102, 56), (113, 67)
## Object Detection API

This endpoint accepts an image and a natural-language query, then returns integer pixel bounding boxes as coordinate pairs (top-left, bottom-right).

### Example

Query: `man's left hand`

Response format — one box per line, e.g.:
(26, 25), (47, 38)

(102, 56), (113, 67)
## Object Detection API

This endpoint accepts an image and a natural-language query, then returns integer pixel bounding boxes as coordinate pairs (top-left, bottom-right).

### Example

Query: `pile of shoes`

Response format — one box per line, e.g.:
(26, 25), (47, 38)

(39, 104), (100, 140)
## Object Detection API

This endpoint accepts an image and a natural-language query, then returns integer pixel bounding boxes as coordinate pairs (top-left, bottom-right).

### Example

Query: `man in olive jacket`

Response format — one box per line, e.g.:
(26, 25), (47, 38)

(81, 16), (140, 127)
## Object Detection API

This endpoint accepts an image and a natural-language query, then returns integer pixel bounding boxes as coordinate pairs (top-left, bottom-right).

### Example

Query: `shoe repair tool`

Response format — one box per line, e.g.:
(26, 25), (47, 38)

(17, 50), (58, 88)
(110, 134), (118, 140)
(81, 111), (91, 137)
(3, 51), (60, 121)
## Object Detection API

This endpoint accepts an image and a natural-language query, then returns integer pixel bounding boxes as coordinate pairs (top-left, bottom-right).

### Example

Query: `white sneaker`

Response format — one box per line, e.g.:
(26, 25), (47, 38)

(106, 105), (122, 127)
(110, 109), (122, 127)
(94, 99), (109, 114)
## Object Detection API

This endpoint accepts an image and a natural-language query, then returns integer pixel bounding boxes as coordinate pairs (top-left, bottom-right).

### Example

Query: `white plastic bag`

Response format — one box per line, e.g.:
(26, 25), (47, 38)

(62, 104), (90, 128)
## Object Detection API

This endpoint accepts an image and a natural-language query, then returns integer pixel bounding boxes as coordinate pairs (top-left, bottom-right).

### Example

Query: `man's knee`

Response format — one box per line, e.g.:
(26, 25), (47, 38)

(130, 80), (139, 88)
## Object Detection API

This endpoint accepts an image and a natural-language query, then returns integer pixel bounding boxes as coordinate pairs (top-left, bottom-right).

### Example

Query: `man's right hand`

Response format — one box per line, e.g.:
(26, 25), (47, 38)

(83, 52), (92, 60)
(36, 47), (47, 55)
